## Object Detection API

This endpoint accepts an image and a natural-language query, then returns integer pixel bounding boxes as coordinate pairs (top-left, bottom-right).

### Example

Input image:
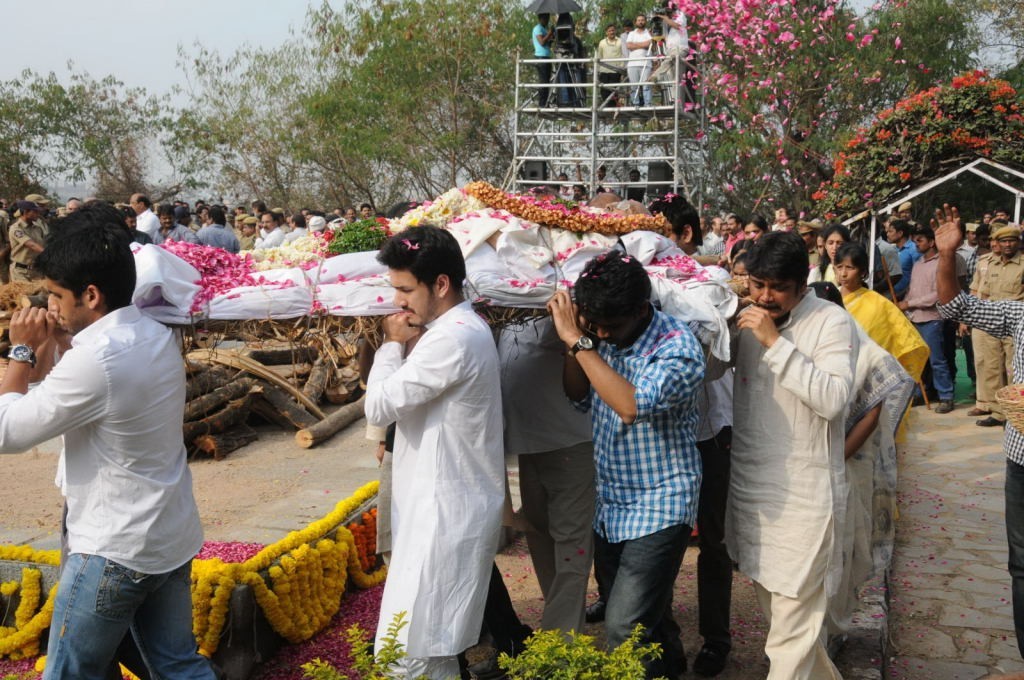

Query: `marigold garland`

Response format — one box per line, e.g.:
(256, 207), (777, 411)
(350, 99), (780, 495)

(0, 480), (387, 661)
(464, 181), (671, 237)
(190, 479), (387, 655)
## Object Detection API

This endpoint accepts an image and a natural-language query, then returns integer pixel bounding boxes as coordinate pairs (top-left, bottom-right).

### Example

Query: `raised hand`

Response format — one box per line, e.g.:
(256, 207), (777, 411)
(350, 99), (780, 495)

(931, 204), (962, 255)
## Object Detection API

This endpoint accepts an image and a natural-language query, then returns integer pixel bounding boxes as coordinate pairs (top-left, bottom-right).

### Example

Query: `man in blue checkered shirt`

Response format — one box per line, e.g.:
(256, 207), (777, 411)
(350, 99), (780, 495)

(548, 250), (704, 680)
(934, 205), (1024, 658)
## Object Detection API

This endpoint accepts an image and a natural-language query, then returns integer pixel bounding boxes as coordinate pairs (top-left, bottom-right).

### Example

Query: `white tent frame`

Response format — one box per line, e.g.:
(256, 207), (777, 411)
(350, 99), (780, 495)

(842, 158), (1024, 289)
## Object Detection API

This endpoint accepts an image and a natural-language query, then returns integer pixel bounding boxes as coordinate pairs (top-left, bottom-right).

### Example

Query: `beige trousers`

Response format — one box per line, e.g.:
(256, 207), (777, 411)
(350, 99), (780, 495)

(754, 577), (843, 680)
(517, 442), (595, 634)
(974, 328), (1014, 418)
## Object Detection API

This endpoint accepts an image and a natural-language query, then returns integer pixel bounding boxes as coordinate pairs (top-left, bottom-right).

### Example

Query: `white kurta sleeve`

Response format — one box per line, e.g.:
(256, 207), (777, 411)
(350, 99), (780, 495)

(365, 331), (466, 428)
(762, 312), (858, 421)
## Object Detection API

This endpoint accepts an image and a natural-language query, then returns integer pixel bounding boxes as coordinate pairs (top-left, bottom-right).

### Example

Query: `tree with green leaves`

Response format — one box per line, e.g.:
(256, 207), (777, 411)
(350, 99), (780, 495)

(0, 68), (182, 202)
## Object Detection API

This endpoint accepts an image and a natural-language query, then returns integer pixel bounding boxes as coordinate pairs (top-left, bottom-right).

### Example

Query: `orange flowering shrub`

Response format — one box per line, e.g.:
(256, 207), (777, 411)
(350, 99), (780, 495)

(815, 70), (1024, 216)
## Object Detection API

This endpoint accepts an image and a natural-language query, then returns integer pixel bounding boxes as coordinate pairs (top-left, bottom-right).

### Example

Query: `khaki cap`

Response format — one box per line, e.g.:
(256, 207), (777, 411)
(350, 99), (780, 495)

(243, 216), (259, 226)
(24, 193), (50, 206)
(992, 224), (1021, 241)
(897, 201), (912, 213)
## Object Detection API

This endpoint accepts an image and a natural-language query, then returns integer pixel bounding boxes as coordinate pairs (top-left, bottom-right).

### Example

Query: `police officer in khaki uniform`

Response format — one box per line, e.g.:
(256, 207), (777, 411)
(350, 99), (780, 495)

(238, 216), (258, 251)
(972, 223), (1024, 426)
(8, 200), (48, 283)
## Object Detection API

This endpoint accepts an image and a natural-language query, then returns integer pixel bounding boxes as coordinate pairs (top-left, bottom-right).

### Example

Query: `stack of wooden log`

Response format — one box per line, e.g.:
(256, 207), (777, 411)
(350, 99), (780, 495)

(183, 338), (367, 460)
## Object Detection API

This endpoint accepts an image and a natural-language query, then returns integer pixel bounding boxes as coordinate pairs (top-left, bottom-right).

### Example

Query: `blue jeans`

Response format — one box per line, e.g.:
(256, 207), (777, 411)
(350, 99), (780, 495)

(914, 320), (954, 400)
(595, 523), (690, 679)
(44, 554), (215, 680)
(1006, 459), (1024, 657)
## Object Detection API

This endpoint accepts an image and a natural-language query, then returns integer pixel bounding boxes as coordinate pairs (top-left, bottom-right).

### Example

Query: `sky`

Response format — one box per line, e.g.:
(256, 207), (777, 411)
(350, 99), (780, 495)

(0, 0), (312, 94)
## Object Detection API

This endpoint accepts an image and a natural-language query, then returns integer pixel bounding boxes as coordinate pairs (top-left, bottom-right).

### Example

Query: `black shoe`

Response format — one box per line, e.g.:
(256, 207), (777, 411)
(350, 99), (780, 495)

(934, 400), (954, 414)
(977, 416), (1006, 427)
(585, 599), (606, 623)
(826, 633), (848, 660)
(467, 654), (506, 680)
(692, 643), (730, 677)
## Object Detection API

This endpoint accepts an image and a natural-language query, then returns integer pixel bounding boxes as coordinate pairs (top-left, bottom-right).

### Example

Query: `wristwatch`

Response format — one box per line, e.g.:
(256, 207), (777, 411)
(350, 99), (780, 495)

(8, 344), (36, 368)
(569, 335), (595, 356)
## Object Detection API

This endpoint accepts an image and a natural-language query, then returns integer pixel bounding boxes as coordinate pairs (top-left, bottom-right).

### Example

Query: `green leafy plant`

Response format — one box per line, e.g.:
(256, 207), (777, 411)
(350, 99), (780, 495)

(301, 611), (428, 680)
(499, 626), (662, 680)
(328, 219), (391, 255)
(301, 614), (661, 680)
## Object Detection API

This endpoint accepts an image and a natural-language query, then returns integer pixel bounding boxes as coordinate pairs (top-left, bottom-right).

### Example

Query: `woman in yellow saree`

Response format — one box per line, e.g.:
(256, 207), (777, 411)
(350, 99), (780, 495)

(835, 242), (930, 381)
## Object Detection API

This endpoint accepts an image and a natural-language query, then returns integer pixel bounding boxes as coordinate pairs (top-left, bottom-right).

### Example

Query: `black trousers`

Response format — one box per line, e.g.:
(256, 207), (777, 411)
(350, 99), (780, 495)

(598, 71), (621, 105)
(697, 426), (733, 649)
(534, 59), (552, 107)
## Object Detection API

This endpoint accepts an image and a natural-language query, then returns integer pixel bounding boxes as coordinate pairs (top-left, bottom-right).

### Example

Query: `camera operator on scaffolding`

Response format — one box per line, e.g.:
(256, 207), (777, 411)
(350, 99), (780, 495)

(532, 13), (554, 108)
(648, 0), (688, 103)
(625, 14), (653, 107)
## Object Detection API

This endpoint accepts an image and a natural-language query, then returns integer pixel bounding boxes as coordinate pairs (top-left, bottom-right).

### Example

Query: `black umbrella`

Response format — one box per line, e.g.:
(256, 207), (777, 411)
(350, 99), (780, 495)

(526, 0), (582, 14)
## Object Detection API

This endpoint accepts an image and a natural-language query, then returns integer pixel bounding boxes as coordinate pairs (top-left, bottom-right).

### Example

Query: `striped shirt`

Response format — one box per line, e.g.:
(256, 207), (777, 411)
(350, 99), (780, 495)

(938, 292), (1024, 465)
(576, 308), (705, 542)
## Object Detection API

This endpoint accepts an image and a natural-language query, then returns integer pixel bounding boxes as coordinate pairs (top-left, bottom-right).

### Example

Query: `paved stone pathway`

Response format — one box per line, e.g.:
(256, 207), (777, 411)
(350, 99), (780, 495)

(888, 405), (1024, 679)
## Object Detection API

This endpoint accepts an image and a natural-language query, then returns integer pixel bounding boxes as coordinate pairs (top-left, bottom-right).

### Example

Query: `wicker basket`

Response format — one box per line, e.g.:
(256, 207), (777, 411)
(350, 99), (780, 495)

(995, 384), (1024, 433)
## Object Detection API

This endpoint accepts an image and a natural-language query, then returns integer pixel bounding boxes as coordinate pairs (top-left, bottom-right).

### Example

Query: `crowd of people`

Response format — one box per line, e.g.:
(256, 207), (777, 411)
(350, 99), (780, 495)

(0, 194), (388, 283)
(362, 189), (1024, 680)
(0, 187), (1021, 680)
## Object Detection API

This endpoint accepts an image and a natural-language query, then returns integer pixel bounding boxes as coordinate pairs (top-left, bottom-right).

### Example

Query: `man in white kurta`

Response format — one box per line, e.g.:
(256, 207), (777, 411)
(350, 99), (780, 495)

(365, 225), (505, 679)
(727, 231), (857, 680)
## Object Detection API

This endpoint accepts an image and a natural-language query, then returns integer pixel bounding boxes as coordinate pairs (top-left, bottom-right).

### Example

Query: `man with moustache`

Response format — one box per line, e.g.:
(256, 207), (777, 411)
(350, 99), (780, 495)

(727, 231), (857, 679)
(365, 226), (504, 679)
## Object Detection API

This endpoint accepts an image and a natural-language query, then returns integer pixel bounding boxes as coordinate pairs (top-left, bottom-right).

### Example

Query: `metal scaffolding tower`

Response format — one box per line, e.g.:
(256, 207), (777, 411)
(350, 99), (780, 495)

(505, 51), (708, 207)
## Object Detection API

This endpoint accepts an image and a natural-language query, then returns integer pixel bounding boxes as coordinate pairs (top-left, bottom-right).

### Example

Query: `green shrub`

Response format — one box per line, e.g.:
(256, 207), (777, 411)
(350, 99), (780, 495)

(328, 219), (391, 255)
(499, 626), (662, 680)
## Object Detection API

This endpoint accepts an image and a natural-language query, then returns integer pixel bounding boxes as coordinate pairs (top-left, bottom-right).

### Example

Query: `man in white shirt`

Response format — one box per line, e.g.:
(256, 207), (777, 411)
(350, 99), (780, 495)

(283, 213), (309, 245)
(129, 193), (160, 240)
(728, 231), (855, 679)
(0, 205), (214, 680)
(365, 226), (504, 679)
(625, 15), (653, 106)
(255, 210), (286, 250)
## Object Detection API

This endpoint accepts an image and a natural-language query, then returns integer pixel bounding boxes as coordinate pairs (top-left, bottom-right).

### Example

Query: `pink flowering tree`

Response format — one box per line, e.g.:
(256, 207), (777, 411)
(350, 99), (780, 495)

(670, 0), (978, 215)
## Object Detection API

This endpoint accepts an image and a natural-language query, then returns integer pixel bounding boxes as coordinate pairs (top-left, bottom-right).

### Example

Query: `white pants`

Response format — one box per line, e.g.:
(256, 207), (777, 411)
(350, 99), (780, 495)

(627, 65), (652, 105)
(754, 579), (843, 680)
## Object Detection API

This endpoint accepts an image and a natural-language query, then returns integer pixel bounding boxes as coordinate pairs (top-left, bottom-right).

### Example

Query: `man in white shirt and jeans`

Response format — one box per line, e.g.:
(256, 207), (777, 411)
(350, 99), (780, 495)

(625, 15), (653, 106)
(0, 205), (214, 680)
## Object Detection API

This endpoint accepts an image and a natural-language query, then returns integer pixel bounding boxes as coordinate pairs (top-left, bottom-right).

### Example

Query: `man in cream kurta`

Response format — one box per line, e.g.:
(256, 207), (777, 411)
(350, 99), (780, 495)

(727, 231), (857, 680)
(365, 226), (504, 679)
